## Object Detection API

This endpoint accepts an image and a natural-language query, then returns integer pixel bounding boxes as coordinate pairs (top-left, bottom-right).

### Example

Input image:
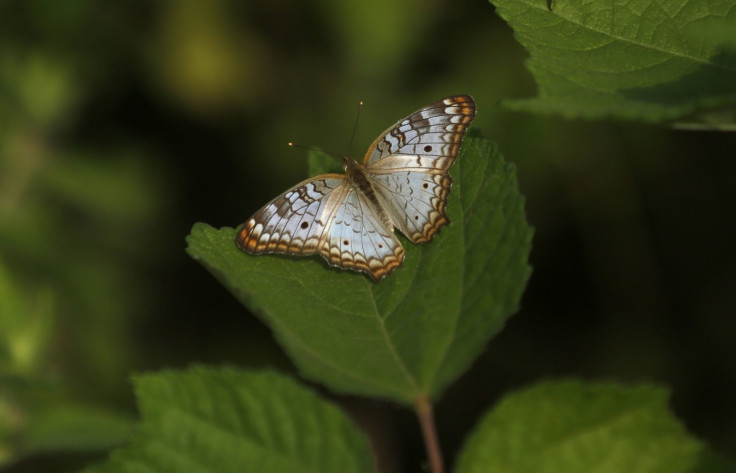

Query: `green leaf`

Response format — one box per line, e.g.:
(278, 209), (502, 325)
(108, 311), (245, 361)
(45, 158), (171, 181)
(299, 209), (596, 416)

(186, 131), (533, 404)
(455, 380), (736, 473)
(1, 382), (133, 467)
(307, 151), (343, 176)
(20, 403), (132, 454)
(492, 0), (736, 126)
(684, 13), (736, 50)
(82, 367), (374, 473)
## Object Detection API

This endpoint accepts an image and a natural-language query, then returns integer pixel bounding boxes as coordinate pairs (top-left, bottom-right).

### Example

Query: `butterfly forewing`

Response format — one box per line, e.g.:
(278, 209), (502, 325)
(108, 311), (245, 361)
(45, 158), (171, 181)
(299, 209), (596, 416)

(236, 175), (346, 254)
(363, 95), (476, 167)
(363, 95), (475, 243)
(236, 95), (476, 282)
(368, 162), (453, 243)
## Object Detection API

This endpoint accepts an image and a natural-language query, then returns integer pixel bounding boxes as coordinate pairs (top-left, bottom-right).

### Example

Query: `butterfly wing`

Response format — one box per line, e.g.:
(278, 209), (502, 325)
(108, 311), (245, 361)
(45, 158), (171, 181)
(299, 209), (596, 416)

(364, 95), (475, 243)
(319, 186), (405, 281)
(237, 175), (404, 281)
(237, 95), (474, 280)
(237, 175), (346, 255)
(363, 95), (476, 167)
(368, 161), (454, 243)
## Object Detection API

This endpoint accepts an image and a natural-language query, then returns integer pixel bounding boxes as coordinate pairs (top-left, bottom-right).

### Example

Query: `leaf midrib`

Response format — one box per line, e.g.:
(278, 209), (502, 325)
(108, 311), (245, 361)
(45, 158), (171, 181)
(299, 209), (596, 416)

(272, 262), (414, 399)
(194, 228), (414, 400)
(518, 0), (736, 73)
(370, 288), (421, 397)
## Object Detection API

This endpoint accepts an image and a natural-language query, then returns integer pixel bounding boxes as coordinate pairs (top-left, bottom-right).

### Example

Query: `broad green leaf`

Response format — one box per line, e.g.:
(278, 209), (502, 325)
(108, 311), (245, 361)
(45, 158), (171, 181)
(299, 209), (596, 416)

(492, 0), (736, 126)
(455, 380), (736, 473)
(82, 367), (374, 473)
(186, 131), (533, 404)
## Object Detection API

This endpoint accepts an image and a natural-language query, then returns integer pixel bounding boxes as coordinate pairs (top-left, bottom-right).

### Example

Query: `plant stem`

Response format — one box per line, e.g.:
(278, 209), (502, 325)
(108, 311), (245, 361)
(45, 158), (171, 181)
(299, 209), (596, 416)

(415, 395), (444, 473)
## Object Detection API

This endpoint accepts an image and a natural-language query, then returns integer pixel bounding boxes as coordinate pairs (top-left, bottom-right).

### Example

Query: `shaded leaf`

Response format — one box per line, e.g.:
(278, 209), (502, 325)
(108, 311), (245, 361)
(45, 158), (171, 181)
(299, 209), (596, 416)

(455, 380), (736, 473)
(82, 367), (374, 473)
(186, 131), (533, 404)
(492, 0), (736, 126)
(307, 151), (343, 176)
(21, 403), (132, 454)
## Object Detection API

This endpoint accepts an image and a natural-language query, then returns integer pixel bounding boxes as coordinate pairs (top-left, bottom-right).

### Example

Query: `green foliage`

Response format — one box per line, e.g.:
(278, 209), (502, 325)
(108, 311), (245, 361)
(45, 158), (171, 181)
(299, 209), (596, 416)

(317, 0), (439, 82)
(491, 0), (736, 127)
(80, 374), (734, 473)
(0, 42), (164, 469)
(686, 14), (736, 50)
(0, 258), (54, 379)
(82, 367), (374, 473)
(15, 403), (132, 456)
(1, 1), (732, 471)
(186, 132), (533, 404)
(307, 151), (344, 176)
(455, 380), (736, 473)
(1, 259), (133, 465)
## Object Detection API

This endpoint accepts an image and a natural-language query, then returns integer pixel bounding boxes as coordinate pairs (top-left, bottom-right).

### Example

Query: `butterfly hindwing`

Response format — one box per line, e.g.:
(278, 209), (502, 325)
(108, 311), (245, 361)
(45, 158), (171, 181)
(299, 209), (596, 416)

(319, 188), (404, 281)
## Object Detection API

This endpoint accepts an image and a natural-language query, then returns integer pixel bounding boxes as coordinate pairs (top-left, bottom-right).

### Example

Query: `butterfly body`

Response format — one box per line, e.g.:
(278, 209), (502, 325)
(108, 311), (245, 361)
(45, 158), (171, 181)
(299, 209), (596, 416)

(342, 156), (393, 230)
(237, 95), (476, 282)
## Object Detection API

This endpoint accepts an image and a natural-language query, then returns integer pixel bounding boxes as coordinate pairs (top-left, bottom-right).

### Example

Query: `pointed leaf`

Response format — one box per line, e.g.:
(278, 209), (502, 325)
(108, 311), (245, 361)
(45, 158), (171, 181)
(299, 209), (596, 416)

(82, 367), (374, 473)
(186, 131), (533, 404)
(455, 380), (735, 473)
(492, 0), (736, 126)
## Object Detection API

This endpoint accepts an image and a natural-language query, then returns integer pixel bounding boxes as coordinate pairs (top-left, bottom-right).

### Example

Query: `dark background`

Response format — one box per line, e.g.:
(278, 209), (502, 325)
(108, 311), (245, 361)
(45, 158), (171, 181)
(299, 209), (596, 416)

(1, 1), (735, 471)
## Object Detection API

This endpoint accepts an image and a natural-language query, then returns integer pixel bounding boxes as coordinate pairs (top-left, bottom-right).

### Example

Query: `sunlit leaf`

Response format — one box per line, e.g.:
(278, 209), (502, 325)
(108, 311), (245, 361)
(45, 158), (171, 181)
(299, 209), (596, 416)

(186, 131), (533, 404)
(455, 380), (736, 473)
(82, 367), (374, 473)
(492, 0), (736, 127)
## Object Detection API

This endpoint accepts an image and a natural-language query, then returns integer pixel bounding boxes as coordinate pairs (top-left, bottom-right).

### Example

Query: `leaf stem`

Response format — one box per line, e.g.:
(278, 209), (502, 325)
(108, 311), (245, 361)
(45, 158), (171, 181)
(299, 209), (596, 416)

(415, 395), (444, 473)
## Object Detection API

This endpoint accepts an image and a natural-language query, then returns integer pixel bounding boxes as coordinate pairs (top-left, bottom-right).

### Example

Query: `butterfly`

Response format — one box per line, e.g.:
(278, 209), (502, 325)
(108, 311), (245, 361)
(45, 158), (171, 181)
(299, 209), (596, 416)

(236, 95), (476, 282)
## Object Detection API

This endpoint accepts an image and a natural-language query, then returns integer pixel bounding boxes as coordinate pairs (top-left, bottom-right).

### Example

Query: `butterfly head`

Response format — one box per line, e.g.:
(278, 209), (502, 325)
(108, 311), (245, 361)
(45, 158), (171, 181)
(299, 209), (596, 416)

(342, 156), (361, 173)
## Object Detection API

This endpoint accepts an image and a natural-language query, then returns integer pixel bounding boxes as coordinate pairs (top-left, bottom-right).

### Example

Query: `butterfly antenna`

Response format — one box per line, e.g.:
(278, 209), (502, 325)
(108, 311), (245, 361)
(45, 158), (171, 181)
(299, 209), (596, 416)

(345, 101), (364, 157)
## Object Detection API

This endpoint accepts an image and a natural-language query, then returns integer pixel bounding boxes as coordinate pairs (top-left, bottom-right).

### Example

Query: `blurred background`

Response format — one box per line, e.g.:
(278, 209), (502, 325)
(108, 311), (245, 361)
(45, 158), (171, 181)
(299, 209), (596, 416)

(1, 0), (734, 471)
